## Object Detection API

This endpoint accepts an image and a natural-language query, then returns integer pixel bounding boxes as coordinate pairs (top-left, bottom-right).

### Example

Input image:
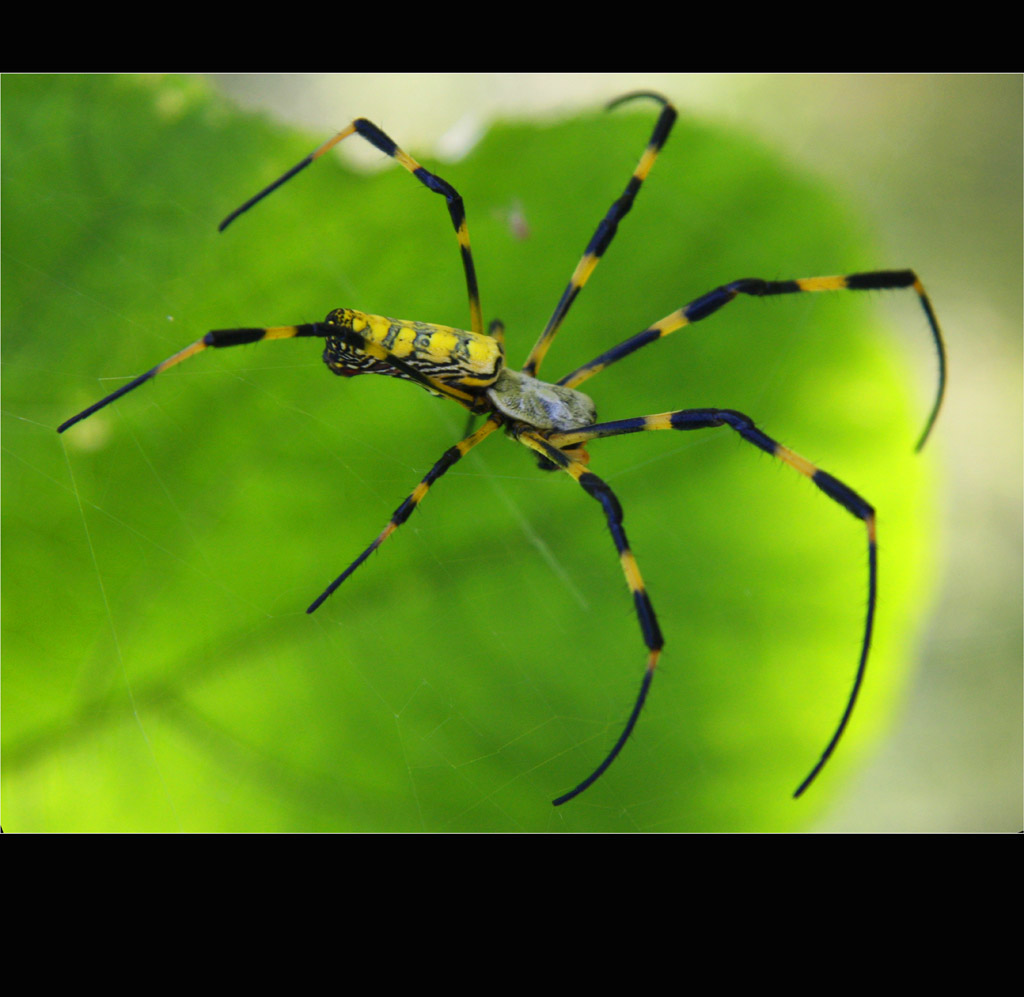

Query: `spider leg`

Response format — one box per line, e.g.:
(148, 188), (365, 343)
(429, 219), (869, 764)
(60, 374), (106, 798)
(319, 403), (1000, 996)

(58, 322), (479, 434)
(520, 92), (677, 379)
(57, 325), (332, 433)
(307, 416), (502, 613)
(558, 271), (947, 451)
(549, 408), (878, 798)
(218, 120), (483, 334)
(515, 429), (663, 806)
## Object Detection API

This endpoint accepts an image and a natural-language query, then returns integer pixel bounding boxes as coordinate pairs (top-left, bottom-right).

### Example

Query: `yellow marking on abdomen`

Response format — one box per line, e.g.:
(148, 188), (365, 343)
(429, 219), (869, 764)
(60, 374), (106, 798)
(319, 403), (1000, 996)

(352, 311), (502, 382)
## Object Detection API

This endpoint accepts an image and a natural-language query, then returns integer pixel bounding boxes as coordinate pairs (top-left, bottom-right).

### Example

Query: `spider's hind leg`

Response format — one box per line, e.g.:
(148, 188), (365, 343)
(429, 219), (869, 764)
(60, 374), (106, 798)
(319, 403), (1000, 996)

(219, 118), (485, 335)
(307, 416), (502, 614)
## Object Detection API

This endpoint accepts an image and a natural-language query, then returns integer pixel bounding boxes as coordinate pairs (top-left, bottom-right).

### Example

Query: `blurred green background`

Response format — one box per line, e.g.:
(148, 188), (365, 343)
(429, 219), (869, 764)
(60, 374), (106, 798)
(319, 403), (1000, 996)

(3, 74), (1020, 832)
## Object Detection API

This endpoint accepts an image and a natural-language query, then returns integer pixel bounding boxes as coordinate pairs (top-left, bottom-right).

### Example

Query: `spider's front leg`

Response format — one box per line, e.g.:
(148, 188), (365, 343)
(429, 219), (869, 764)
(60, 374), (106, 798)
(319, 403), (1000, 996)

(548, 407), (878, 798)
(558, 270), (947, 452)
(521, 92), (678, 379)
(515, 428), (663, 806)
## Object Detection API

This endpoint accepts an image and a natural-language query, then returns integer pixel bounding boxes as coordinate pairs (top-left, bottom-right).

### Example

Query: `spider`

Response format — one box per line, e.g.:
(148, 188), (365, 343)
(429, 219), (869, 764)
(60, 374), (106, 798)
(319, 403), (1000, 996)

(58, 92), (946, 806)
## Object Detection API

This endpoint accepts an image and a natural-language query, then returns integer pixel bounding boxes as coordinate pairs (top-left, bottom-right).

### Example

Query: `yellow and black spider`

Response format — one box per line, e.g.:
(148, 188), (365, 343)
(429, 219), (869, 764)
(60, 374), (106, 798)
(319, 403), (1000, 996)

(58, 92), (946, 806)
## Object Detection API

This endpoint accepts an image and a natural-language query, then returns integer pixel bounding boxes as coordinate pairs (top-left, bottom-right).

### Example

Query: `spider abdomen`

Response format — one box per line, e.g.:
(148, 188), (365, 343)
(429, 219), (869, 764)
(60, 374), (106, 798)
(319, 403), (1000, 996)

(322, 307), (503, 392)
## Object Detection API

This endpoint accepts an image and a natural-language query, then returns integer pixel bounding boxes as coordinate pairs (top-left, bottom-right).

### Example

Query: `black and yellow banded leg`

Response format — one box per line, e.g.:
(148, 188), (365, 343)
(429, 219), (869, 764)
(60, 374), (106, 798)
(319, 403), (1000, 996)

(56, 325), (332, 433)
(57, 322), (479, 435)
(516, 430), (663, 806)
(521, 92), (677, 379)
(558, 270), (947, 451)
(549, 408), (878, 797)
(218, 119), (483, 336)
(308, 416), (503, 614)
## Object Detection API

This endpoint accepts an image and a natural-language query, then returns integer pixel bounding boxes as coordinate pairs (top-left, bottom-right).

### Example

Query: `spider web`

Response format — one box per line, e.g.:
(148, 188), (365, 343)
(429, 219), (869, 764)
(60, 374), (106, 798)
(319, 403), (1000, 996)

(7, 74), (1017, 832)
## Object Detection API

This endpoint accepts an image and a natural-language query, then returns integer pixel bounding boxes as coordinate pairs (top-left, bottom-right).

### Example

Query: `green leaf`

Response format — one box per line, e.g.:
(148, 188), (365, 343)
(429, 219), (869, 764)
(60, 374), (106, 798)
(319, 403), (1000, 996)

(3, 75), (937, 831)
